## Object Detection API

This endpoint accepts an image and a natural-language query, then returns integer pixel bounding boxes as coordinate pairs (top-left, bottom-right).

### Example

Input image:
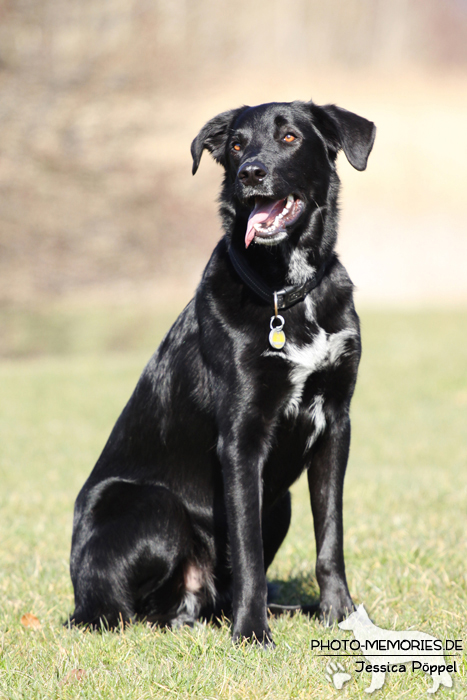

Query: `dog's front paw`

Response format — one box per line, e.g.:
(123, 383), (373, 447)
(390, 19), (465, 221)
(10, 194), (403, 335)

(232, 621), (274, 648)
(319, 597), (354, 626)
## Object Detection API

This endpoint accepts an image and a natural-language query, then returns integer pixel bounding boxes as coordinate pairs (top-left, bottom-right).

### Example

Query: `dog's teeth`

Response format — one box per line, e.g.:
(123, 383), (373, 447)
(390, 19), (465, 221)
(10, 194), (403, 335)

(281, 207), (288, 215)
(286, 194), (294, 208)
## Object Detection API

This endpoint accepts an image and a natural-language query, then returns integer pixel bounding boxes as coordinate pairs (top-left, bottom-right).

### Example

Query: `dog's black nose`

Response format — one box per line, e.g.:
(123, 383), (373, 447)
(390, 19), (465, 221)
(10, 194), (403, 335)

(237, 161), (268, 186)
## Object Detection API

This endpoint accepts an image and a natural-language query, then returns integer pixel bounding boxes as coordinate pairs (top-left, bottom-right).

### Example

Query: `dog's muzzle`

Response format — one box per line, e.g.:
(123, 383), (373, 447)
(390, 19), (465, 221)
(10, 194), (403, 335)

(245, 195), (305, 248)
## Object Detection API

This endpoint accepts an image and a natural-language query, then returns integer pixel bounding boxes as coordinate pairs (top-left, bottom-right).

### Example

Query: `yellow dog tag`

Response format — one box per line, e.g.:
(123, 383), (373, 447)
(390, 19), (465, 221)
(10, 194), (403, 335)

(269, 314), (286, 350)
(269, 328), (286, 349)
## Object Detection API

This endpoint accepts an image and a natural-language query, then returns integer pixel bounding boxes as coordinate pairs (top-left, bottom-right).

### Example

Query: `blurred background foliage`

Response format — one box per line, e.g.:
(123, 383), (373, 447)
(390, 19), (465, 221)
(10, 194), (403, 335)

(0, 0), (466, 342)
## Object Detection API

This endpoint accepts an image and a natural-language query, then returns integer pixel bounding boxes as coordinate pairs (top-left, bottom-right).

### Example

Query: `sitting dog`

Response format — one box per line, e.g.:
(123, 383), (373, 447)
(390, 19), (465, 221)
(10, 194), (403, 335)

(70, 99), (376, 645)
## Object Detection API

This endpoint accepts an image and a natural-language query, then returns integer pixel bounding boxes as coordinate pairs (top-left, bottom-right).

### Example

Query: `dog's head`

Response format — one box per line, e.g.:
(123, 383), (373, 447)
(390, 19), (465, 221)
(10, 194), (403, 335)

(191, 100), (375, 254)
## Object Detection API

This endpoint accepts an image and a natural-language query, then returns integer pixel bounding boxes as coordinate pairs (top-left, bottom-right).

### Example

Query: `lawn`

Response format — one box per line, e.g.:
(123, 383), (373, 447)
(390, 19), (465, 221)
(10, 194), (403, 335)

(0, 308), (466, 698)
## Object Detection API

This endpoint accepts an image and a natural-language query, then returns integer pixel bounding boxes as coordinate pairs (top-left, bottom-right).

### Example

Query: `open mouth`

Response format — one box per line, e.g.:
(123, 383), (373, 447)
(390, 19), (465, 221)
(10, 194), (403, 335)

(245, 195), (305, 248)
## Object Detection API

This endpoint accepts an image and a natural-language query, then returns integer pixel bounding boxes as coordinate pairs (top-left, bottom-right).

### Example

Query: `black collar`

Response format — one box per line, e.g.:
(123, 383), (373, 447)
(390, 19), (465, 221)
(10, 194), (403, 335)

(228, 244), (330, 311)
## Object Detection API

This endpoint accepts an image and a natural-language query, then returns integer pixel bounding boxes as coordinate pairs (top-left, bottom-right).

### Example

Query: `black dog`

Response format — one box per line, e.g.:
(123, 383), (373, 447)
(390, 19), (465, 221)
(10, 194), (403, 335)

(70, 99), (375, 645)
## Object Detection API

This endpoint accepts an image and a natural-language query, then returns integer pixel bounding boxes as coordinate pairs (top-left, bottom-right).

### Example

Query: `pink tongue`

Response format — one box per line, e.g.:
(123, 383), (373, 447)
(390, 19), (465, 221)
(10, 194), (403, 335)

(245, 199), (285, 248)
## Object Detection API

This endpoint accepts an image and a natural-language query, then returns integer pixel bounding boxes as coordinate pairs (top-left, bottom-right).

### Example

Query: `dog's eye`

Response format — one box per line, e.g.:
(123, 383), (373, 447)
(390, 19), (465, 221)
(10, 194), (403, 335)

(283, 133), (296, 143)
(232, 142), (241, 152)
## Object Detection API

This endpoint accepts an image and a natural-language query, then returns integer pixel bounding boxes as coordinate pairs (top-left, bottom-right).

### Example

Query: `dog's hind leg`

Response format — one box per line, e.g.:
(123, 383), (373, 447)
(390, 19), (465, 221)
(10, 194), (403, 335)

(70, 481), (208, 629)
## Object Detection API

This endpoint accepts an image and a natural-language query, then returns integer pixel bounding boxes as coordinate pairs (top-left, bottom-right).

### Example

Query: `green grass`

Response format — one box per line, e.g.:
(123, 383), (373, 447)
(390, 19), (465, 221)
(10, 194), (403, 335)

(0, 305), (180, 358)
(0, 309), (466, 698)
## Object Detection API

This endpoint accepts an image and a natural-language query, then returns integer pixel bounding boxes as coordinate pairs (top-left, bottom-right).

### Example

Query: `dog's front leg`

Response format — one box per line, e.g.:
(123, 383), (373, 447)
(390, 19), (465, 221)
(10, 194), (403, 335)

(307, 414), (354, 624)
(217, 433), (272, 645)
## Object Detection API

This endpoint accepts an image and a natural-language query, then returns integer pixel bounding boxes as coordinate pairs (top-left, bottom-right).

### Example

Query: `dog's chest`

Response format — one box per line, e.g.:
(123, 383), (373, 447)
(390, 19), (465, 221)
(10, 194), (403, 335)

(280, 322), (357, 450)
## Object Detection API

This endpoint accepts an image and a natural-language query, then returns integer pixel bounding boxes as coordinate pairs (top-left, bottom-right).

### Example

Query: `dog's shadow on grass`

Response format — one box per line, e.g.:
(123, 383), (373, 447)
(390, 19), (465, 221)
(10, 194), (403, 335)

(267, 575), (320, 618)
(201, 575), (320, 628)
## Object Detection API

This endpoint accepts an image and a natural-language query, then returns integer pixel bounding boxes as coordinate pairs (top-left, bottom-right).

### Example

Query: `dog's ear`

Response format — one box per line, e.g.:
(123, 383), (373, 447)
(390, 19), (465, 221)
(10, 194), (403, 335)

(191, 107), (248, 175)
(309, 103), (376, 171)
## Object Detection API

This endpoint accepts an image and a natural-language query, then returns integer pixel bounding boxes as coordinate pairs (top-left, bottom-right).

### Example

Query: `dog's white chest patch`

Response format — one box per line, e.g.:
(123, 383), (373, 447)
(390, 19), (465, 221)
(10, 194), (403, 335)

(282, 326), (357, 449)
